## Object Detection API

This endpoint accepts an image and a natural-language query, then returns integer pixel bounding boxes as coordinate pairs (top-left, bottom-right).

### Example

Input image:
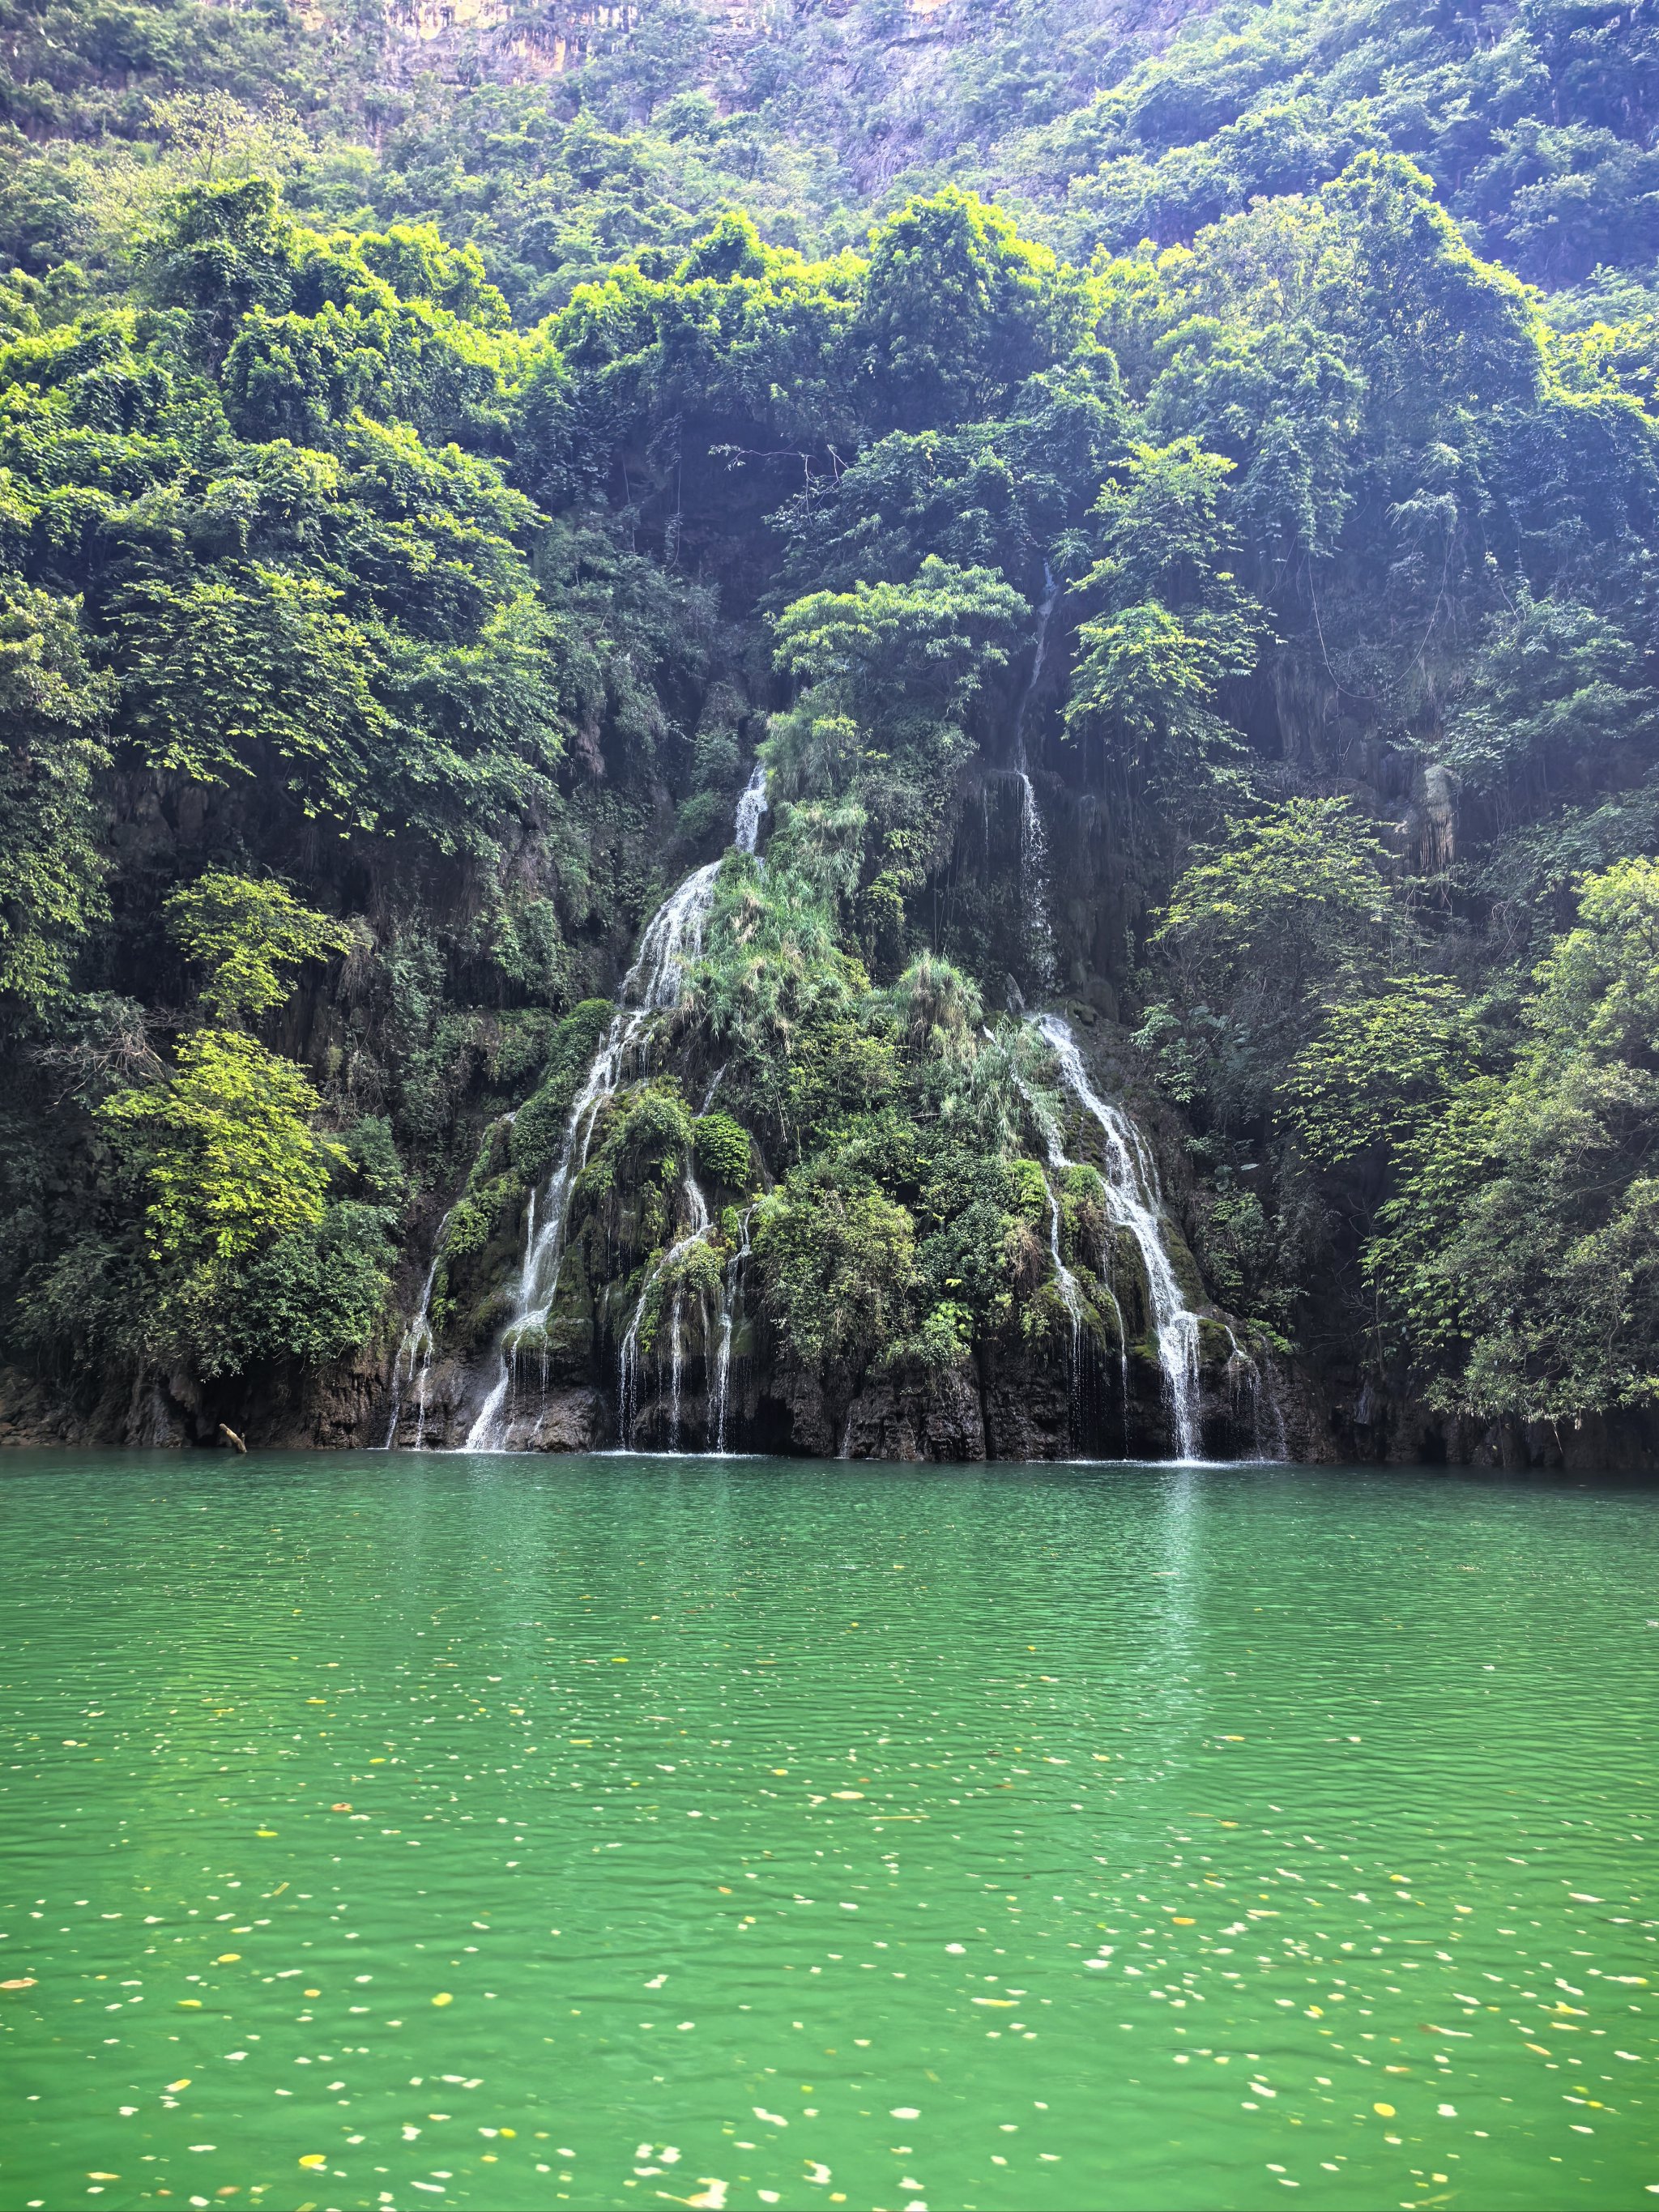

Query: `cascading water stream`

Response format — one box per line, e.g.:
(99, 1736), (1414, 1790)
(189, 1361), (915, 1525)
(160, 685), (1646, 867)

(1006, 1038), (1124, 1443)
(1009, 567), (1060, 991)
(1042, 1172), (1085, 1372)
(733, 765), (769, 854)
(1223, 1323), (1290, 1461)
(710, 1204), (753, 1453)
(1030, 1012), (1205, 1460)
(382, 1208), (451, 1450)
(619, 1169), (710, 1451)
(463, 762), (767, 1451)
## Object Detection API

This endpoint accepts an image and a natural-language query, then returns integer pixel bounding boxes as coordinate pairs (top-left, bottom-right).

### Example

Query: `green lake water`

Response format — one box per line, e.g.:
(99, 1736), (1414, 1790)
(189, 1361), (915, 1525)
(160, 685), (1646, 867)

(2, 1452), (1656, 2212)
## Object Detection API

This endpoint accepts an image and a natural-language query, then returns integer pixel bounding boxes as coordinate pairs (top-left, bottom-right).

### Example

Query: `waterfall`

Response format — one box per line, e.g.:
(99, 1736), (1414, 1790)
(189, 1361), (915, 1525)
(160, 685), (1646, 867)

(1260, 1357), (1290, 1460)
(710, 1205), (753, 1452)
(616, 1287), (645, 1450)
(1030, 1013), (1205, 1461)
(733, 765), (768, 855)
(1008, 1043), (1124, 1450)
(1224, 1326), (1290, 1461)
(618, 1170), (710, 1451)
(1012, 774), (1056, 991)
(1042, 1169), (1085, 1396)
(668, 1287), (687, 1447)
(464, 762), (767, 1451)
(1010, 570), (1060, 991)
(382, 1209), (451, 1450)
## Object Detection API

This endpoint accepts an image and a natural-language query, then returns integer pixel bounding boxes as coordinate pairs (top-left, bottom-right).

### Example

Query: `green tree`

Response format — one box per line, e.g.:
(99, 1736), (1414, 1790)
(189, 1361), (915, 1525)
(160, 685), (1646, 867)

(773, 556), (1025, 725)
(1372, 859), (1659, 1417)
(1064, 437), (1260, 805)
(100, 1026), (344, 1265)
(1285, 979), (1477, 1171)
(0, 581), (114, 1022)
(118, 565), (389, 824)
(1155, 798), (1397, 995)
(857, 185), (1086, 429)
(1141, 797), (1404, 1134)
(164, 872), (350, 1024)
(1441, 590), (1659, 802)
(141, 176), (301, 357)
(753, 1160), (919, 1366)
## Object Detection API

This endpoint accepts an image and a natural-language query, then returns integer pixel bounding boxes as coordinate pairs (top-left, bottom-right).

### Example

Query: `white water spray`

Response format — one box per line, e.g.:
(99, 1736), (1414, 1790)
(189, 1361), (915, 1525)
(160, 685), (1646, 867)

(382, 1208), (451, 1450)
(618, 1170), (710, 1450)
(464, 762), (767, 1451)
(1007, 1039), (1125, 1443)
(710, 1204), (753, 1453)
(1030, 1012), (1205, 1460)
(1009, 569), (1060, 990)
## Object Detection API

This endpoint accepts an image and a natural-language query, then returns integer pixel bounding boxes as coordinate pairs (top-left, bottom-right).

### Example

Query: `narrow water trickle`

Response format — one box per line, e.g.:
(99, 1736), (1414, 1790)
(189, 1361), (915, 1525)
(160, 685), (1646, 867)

(1041, 1169), (1086, 1395)
(1009, 1042), (1126, 1451)
(1225, 1324), (1290, 1461)
(1010, 568), (1060, 991)
(667, 1289), (689, 1448)
(463, 762), (767, 1451)
(382, 1208), (451, 1450)
(710, 1204), (753, 1454)
(1029, 1012), (1205, 1460)
(619, 1169), (710, 1451)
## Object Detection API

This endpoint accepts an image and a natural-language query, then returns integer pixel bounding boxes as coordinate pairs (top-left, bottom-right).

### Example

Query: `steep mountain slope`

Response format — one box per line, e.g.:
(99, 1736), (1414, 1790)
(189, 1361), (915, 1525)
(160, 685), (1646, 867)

(0, 0), (1655, 1466)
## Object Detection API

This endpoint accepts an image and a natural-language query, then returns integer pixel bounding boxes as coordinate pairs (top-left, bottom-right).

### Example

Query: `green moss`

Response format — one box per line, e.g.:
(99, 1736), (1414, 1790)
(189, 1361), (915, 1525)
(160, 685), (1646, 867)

(676, 788), (728, 843)
(624, 1082), (695, 1156)
(638, 1183), (669, 1250)
(694, 1110), (752, 1187)
(510, 1000), (616, 1183)
(442, 1197), (491, 1261)
(1008, 1157), (1051, 1224)
(753, 1161), (919, 1366)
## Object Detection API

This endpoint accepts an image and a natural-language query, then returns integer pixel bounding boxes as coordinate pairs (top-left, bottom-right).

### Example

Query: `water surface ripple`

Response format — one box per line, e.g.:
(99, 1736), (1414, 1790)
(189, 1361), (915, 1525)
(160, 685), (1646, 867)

(1, 1453), (1654, 2210)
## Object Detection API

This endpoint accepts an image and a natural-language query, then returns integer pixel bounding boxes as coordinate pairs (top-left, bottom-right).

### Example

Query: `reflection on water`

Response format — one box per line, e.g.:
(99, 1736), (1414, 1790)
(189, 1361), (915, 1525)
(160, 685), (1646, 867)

(1, 1452), (1654, 2210)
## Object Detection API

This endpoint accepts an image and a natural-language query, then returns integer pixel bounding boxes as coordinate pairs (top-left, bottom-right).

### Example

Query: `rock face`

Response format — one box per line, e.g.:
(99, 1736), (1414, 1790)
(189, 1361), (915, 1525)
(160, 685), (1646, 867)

(340, 953), (1305, 1467)
(365, 1315), (1296, 1465)
(0, 962), (1307, 1466)
(352, 1142), (1303, 1466)
(17, 1328), (1655, 1472)
(370, 0), (1231, 169)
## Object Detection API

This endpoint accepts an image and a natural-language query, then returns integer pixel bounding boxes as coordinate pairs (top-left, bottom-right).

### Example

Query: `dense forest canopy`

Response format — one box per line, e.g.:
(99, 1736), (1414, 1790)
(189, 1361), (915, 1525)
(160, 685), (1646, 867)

(0, 0), (1655, 1458)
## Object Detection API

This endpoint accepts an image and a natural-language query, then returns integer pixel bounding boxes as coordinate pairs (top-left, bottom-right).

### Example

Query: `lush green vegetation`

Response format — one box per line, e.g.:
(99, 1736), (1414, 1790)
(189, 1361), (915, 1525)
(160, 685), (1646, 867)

(1, 0), (1656, 1450)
